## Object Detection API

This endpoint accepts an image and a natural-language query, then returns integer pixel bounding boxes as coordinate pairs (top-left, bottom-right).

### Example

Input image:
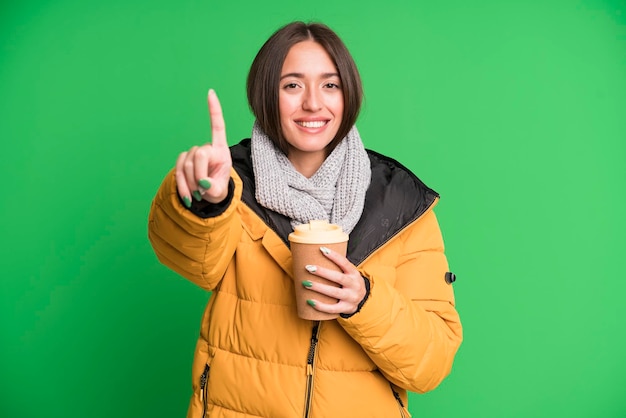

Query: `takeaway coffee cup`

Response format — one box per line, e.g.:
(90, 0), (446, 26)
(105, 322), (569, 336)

(288, 220), (349, 320)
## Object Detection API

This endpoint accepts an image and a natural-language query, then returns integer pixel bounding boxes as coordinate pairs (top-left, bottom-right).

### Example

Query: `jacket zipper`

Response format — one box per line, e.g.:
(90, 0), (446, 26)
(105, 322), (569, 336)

(392, 387), (408, 418)
(200, 364), (210, 417)
(303, 322), (321, 418)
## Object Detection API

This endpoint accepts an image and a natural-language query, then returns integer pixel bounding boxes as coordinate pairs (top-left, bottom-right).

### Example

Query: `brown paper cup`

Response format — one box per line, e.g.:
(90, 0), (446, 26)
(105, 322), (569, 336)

(288, 220), (349, 321)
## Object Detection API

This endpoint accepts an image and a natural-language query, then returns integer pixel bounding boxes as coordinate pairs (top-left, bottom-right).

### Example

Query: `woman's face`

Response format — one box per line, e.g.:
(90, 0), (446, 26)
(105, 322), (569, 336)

(279, 40), (344, 176)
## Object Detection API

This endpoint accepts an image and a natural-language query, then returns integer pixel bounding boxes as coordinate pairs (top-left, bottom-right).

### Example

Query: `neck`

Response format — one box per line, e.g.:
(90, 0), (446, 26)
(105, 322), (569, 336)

(287, 149), (326, 178)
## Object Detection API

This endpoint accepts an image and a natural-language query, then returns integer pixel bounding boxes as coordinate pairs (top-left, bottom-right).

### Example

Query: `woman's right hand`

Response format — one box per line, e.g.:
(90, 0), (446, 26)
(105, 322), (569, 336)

(176, 89), (233, 206)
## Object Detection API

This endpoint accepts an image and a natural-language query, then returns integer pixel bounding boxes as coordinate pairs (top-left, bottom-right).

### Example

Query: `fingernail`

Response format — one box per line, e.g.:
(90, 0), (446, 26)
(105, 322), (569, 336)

(302, 280), (313, 288)
(192, 190), (203, 201)
(320, 247), (330, 255)
(208, 88), (215, 96)
(306, 299), (316, 307)
(305, 265), (317, 273)
(182, 196), (192, 208)
(198, 179), (211, 189)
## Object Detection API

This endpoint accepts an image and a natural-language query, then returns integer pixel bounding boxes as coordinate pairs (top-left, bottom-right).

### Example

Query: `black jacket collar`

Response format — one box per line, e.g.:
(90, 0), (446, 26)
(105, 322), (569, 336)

(231, 139), (438, 266)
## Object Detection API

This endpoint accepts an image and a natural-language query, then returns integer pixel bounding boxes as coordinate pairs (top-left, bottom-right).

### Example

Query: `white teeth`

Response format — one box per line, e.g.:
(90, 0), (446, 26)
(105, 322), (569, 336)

(297, 121), (327, 128)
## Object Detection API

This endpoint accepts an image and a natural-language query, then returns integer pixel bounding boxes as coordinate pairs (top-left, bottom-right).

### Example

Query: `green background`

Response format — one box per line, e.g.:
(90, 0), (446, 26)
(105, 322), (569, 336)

(2, 0), (625, 416)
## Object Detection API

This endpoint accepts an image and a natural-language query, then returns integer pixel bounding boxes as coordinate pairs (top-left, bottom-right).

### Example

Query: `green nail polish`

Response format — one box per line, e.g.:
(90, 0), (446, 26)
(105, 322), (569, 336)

(306, 299), (316, 307)
(198, 179), (211, 189)
(192, 190), (203, 201)
(182, 196), (192, 208)
(302, 280), (313, 288)
(320, 246), (331, 255)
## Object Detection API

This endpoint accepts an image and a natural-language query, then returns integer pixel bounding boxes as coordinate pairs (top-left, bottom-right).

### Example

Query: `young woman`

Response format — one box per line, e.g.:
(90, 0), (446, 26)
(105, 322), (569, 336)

(149, 21), (462, 418)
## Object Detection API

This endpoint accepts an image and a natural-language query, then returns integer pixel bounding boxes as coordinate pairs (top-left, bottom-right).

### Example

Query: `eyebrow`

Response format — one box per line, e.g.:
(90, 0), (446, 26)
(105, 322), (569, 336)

(280, 72), (340, 80)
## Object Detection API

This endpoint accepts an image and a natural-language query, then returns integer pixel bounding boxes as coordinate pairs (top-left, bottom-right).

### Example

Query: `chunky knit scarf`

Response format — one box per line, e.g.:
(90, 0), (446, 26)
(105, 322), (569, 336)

(251, 121), (371, 234)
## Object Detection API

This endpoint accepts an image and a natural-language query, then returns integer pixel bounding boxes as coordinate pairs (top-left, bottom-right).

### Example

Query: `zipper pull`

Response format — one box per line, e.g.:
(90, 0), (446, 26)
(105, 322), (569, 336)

(306, 322), (320, 367)
(200, 364), (209, 401)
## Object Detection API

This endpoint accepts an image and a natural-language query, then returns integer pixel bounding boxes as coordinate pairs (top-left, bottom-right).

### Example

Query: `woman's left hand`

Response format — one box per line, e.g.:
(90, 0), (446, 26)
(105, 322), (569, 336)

(303, 247), (367, 316)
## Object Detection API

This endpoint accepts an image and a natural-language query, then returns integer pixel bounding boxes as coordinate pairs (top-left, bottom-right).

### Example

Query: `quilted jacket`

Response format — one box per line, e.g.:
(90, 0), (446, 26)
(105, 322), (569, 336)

(148, 139), (462, 418)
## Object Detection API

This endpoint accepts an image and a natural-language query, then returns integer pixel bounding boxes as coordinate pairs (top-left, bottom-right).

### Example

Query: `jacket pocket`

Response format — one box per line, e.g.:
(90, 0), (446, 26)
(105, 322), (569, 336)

(200, 364), (210, 417)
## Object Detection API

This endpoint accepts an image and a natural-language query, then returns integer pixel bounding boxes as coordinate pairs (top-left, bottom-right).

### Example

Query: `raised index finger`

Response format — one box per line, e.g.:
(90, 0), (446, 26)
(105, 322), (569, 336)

(207, 89), (227, 149)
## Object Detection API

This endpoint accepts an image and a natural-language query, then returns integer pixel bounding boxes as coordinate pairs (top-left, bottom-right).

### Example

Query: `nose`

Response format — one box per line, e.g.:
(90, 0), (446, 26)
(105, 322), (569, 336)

(302, 87), (322, 111)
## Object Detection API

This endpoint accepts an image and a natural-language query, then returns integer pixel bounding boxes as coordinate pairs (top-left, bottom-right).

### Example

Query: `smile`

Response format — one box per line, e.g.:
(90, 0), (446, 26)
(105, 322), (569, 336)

(296, 120), (328, 128)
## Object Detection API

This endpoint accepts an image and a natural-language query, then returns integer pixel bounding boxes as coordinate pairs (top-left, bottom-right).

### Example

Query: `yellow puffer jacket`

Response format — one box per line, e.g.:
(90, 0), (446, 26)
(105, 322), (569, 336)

(148, 140), (462, 418)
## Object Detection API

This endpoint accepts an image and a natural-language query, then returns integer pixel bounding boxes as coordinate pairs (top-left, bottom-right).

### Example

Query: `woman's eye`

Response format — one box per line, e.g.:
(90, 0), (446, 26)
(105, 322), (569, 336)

(324, 83), (341, 89)
(284, 83), (299, 89)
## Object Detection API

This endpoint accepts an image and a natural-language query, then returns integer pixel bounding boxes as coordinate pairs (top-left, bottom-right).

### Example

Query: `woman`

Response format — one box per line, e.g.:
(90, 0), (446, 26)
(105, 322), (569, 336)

(149, 21), (462, 418)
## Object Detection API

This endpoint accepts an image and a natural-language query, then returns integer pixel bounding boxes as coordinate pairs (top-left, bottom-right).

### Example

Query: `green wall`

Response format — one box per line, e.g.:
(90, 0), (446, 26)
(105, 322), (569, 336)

(2, 0), (625, 416)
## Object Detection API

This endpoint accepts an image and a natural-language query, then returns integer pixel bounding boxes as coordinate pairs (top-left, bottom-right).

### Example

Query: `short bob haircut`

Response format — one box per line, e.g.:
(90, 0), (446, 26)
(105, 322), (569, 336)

(247, 21), (363, 155)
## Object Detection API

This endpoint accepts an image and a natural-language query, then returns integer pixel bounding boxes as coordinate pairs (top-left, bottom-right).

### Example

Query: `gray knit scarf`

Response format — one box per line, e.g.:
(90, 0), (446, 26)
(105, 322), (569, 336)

(251, 121), (371, 234)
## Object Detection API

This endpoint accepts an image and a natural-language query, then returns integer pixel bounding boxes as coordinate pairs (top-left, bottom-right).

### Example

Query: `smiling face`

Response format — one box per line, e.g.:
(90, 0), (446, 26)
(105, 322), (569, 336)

(279, 40), (344, 177)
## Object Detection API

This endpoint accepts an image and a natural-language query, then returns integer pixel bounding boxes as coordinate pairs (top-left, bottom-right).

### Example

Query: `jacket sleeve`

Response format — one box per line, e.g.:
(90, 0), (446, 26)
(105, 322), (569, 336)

(338, 209), (462, 393)
(147, 168), (243, 291)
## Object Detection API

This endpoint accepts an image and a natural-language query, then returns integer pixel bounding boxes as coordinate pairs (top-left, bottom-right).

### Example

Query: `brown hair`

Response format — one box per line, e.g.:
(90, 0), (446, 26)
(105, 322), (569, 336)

(247, 21), (363, 155)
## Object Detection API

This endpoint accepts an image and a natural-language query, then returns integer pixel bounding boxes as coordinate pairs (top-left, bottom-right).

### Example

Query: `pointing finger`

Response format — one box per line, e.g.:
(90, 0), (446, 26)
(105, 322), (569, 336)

(207, 89), (227, 149)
